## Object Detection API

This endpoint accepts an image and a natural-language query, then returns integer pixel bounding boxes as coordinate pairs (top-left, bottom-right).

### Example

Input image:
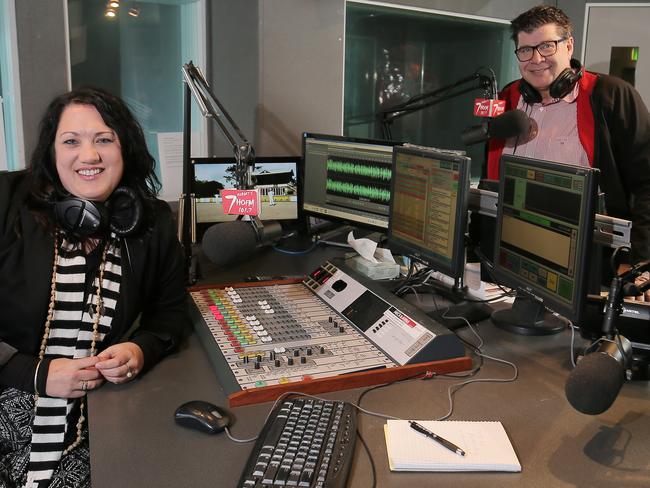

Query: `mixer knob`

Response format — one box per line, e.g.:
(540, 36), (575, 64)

(275, 359), (281, 367)
(320, 346), (325, 354)
(328, 317), (333, 323)
(339, 326), (345, 333)
(300, 356), (307, 364)
(256, 354), (262, 362)
(288, 357), (294, 366)
(293, 350), (300, 357)
(306, 348), (312, 356)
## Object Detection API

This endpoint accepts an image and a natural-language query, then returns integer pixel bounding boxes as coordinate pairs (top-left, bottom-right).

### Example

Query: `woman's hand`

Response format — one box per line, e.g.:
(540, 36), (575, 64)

(45, 356), (105, 398)
(95, 342), (144, 384)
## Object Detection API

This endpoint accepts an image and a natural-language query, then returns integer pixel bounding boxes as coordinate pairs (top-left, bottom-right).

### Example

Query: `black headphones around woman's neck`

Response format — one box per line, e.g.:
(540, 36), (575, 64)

(519, 58), (584, 104)
(54, 186), (143, 238)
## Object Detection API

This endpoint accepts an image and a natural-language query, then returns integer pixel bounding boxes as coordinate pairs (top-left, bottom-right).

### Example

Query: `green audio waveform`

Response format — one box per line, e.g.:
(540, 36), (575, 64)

(326, 179), (391, 202)
(327, 159), (392, 181)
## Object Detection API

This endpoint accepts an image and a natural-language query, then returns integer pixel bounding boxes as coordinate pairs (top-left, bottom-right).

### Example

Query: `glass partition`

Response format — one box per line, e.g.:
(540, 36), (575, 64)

(345, 1), (519, 179)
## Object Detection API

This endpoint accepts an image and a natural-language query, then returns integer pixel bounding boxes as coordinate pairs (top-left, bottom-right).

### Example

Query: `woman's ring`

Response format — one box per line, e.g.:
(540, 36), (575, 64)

(126, 367), (133, 379)
(81, 380), (88, 391)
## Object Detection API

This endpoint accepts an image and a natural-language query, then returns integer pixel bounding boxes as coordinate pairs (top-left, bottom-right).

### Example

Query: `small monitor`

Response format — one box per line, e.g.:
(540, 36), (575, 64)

(387, 145), (471, 281)
(191, 156), (300, 225)
(301, 133), (402, 230)
(492, 155), (599, 330)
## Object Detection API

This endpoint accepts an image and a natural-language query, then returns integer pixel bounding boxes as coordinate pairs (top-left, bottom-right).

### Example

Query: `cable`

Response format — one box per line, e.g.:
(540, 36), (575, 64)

(356, 430), (377, 488)
(272, 240), (318, 255)
(224, 426), (258, 443)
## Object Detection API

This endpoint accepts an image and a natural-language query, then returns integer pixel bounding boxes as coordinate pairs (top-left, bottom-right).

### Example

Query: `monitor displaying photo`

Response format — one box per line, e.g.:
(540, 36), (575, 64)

(192, 156), (300, 223)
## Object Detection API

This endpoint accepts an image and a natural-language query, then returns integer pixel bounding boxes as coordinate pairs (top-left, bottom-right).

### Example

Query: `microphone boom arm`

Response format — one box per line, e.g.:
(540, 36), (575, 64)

(378, 70), (495, 139)
(182, 62), (254, 189)
(179, 61), (258, 284)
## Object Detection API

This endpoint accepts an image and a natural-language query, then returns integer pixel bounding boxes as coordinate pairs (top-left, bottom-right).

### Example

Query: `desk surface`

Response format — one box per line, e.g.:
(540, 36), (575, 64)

(88, 246), (650, 487)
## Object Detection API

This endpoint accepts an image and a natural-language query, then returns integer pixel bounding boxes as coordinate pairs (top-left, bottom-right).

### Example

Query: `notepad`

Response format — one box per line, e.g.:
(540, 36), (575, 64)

(384, 420), (521, 472)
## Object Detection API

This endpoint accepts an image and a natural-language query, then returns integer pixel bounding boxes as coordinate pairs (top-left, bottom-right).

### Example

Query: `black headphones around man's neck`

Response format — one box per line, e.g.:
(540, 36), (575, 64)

(519, 58), (584, 104)
(54, 186), (143, 238)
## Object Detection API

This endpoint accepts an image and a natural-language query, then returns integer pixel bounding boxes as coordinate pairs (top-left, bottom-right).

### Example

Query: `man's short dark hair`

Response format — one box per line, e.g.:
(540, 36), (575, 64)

(510, 5), (572, 45)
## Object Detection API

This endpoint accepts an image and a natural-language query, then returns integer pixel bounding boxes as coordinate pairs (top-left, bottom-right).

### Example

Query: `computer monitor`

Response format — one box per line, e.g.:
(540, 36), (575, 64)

(191, 155), (300, 228)
(301, 133), (402, 230)
(491, 154), (599, 334)
(387, 145), (471, 283)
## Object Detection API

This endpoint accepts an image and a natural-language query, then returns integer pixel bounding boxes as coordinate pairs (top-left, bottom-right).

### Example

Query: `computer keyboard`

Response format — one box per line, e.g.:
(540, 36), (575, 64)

(238, 398), (357, 488)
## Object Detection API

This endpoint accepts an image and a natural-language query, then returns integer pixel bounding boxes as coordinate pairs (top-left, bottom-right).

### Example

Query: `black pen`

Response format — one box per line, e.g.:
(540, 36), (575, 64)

(408, 421), (466, 456)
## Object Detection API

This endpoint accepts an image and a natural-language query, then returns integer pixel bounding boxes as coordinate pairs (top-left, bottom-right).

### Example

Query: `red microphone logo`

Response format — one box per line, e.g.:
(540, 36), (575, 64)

(474, 98), (506, 117)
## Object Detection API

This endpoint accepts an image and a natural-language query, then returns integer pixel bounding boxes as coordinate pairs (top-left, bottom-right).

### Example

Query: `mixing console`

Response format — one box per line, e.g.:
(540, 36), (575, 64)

(190, 261), (469, 405)
(191, 282), (394, 390)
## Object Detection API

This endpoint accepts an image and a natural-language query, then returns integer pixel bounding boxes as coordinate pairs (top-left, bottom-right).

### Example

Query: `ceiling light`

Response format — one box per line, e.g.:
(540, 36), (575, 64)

(105, 8), (117, 18)
(108, 1), (120, 8)
(128, 7), (140, 18)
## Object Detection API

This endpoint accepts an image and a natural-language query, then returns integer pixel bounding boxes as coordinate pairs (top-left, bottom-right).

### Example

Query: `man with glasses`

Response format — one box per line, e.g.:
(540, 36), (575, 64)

(487, 5), (650, 286)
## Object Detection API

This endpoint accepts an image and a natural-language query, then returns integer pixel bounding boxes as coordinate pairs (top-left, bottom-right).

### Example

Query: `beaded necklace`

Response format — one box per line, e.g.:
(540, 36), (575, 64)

(34, 230), (110, 454)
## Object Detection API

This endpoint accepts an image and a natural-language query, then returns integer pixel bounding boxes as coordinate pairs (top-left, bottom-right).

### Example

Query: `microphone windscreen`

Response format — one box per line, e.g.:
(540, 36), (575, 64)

(201, 220), (259, 267)
(565, 353), (625, 415)
(460, 123), (489, 146)
(488, 109), (531, 139)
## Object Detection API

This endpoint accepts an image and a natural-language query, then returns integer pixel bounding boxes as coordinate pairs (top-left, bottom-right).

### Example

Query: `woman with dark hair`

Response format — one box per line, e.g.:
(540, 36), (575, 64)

(0, 87), (190, 487)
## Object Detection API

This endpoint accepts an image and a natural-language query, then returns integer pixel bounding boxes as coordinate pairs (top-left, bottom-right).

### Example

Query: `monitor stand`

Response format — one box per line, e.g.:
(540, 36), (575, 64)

(423, 279), (492, 330)
(490, 295), (565, 335)
(428, 301), (493, 330)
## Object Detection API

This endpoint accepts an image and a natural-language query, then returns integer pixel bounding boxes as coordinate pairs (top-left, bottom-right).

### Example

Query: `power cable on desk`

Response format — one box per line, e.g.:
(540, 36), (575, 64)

(356, 430), (377, 488)
(271, 235), (357, 255)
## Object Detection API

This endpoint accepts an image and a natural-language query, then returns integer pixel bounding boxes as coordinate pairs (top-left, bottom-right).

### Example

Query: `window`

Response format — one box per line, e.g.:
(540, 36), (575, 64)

(66, 0), (207, 199)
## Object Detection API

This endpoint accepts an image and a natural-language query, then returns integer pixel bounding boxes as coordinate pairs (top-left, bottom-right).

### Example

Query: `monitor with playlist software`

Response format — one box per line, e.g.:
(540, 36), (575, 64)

(301, 133), (402, 230)
(492, 155), (599, 329)
(387, 145), (471, 282)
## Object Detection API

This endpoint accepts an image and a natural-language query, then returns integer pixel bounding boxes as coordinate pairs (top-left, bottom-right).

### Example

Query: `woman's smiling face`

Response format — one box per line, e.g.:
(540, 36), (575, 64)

(54, 103), (124, 202)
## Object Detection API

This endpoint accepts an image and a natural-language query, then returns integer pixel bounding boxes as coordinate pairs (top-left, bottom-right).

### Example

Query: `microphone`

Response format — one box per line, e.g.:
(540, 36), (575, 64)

(201, 219), (283, 268)
(563, 264), (649, 415)
(461, 109), (531, 146)
(564, 337), (632, 415)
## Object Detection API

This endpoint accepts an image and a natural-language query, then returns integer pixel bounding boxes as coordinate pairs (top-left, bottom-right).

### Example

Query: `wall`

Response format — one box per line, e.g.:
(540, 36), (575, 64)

(558, 0), (650, 56)
(14, 0), (68, 165)
(209, 0), (259, 157)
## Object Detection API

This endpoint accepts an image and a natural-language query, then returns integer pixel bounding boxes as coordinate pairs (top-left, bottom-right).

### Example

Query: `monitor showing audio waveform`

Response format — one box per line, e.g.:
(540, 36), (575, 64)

(387, 146), (471, 281)
(492, 155), (599, 323)
(301, 133), (402, 230)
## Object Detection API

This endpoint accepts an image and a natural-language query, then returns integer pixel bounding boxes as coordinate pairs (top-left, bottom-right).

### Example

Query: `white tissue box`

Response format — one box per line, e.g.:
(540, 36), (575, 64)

(347, 255), (400, 280)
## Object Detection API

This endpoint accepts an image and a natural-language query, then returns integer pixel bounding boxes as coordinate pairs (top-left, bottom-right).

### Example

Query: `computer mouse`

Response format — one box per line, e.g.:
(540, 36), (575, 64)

(174, 400), (233, 434)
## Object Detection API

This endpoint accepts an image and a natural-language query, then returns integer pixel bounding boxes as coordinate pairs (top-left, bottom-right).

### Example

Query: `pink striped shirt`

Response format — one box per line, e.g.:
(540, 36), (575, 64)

(502, 83), (589, 167)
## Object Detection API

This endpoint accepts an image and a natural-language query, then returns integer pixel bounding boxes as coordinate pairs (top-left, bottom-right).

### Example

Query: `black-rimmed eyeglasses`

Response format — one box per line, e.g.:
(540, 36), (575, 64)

(515, 38), (567, 62)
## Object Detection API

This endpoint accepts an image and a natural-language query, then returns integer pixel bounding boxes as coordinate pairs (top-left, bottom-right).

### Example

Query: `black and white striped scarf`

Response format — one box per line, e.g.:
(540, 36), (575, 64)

(24, 236), (121, 488)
